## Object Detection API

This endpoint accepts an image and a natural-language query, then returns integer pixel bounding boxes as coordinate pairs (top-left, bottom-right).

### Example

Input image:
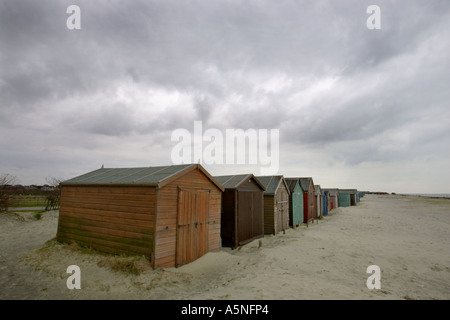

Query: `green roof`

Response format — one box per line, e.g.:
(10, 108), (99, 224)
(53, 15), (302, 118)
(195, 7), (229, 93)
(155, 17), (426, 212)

(61, 164), (224, 191)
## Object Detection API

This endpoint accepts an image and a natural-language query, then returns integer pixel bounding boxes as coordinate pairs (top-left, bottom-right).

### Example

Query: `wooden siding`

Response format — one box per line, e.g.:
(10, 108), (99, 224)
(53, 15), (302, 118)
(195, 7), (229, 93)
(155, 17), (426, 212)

(289, 183), (303, 227)
(220, 190), (237, 248)
(220, 177), (264, 249)
(238, 178), (263, 192)
(236, 190), (264, 247)
(263, 182), (289, 234)
(57, 186), (156, 256)
(338, 193), (351, 207)
(176, 189), (210, 266)
(154, 168), (222, 268)
(275, 181), (289, 233)
(302, 182), (315, 223)
(263, 196), (275, 234)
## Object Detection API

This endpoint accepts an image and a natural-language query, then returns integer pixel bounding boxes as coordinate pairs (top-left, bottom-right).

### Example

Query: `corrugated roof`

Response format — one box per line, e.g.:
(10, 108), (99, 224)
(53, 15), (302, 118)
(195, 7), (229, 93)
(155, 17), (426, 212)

(61, 164), (224, 191)
(297, 177), (314, 191)
(255, 175), (289, 195)
(322, 188), (339, 194)
(339, 189), (358, 194)
(284, 178), (302, 193)
(214, 174), (266, 191)
(315, 185), (322, 194)
(214, 174), (249, 188)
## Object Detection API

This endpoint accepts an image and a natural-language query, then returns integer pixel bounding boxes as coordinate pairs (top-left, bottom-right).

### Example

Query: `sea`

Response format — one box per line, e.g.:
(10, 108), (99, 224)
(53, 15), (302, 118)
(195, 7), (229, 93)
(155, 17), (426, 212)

(399, 194), (450, 199)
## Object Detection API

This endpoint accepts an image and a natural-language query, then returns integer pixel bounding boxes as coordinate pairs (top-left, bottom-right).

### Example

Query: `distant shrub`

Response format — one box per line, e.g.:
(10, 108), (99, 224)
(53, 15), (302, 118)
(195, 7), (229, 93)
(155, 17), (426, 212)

(0, 174), (18, 212)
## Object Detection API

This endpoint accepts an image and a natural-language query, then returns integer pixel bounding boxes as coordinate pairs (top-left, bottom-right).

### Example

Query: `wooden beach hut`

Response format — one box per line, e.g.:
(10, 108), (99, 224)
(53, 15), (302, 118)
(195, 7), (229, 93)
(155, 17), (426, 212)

(315, 185), (322, 219)
(298, 177), (315, 223)
(322, 190), (329, 216)
(213, 174), (265, 249)
(349, 189), (357, 206)
(323, 188), (339, 211)
(57, 164), (224, 268)
(284, 178), (304, 228)
(338, 189), (357, 207)
(255, 175), (290, 235)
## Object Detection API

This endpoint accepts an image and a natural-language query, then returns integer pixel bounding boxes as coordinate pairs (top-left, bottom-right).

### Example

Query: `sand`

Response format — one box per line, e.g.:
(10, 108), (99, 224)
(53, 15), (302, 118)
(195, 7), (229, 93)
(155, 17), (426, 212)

(0, 194), (449, 300)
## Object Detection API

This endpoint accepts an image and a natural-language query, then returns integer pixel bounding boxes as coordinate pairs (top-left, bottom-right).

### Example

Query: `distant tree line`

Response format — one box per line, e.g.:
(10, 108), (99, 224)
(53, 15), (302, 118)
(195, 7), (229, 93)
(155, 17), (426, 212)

(0, 174), (62, 212)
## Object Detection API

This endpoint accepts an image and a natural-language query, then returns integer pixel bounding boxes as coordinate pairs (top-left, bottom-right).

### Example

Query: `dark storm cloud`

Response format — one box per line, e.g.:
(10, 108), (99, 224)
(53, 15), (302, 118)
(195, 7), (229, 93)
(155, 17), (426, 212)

(1, 0), (449, 188)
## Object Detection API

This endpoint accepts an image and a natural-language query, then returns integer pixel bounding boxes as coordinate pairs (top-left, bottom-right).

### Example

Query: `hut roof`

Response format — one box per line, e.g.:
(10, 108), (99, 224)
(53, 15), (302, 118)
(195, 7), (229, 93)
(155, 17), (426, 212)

(61, 164), (224, 191)
(297, 177), (314, 191)
(315, 185), (322, 193)
(213, 174), (266, 191)
(284, 178), (303, 193)
(339, 189), (358, 194)
(255, 175), (290, 196)
(322, 188), (339, 195)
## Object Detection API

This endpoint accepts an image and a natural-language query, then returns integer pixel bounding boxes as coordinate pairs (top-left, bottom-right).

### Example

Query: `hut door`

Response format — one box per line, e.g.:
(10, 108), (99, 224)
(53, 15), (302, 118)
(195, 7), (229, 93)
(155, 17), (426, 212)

(176, 189), (210, 267)
(309, 189), (315, 221)
(292, 191), (302, 226)
(276, 190), (289, 233)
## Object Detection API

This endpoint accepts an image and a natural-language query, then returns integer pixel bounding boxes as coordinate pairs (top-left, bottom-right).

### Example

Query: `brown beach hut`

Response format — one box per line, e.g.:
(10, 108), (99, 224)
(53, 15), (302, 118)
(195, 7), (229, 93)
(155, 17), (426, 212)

(298, 177), (315, 223)
(255, 175), (290, 235)
(57, 164), (224, 268)
(214, 174), (265, 249)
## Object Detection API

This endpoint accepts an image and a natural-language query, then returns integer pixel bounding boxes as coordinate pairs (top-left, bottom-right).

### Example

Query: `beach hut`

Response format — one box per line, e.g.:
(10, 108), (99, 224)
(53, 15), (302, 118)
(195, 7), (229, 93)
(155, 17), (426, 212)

(349, 189), (357, 206)
(256, 175), (290, 235)
(323, 188), (339, 211)
(284, 178), (304, 227)
(322, 190), (328, 216)
(338, 189), (357, 207)
(315, 185), (322, 219)
(213, 174), (265, 249)
(298, 177), (315, 223)
(57, 164), (224, 268)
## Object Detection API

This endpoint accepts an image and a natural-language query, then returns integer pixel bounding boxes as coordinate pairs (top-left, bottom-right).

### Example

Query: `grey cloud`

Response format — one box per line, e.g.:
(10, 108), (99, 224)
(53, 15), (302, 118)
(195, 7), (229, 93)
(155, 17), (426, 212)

(1, 0), (449, 189)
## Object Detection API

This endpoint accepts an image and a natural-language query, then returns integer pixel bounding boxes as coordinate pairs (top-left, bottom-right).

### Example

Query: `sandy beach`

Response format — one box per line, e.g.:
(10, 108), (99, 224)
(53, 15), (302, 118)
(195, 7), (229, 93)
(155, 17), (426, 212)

(0, 194), (449, 300)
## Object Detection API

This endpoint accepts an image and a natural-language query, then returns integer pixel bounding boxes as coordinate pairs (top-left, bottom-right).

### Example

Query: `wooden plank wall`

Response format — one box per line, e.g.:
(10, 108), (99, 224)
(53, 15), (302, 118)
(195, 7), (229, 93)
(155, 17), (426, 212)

(310, 185), (316, 221)
(57, 186), (156, 257)
(154, 168), (222, 268)
(220, 190), (236, 248)
(263, 196), (275, 234)
(236, 179), (264, 247)
(275, 182), (289, 234)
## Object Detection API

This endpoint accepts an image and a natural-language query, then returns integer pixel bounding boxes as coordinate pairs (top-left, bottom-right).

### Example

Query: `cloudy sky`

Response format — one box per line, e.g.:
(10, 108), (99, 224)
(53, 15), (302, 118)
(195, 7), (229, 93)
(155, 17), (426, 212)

(1, 0), (449, 193)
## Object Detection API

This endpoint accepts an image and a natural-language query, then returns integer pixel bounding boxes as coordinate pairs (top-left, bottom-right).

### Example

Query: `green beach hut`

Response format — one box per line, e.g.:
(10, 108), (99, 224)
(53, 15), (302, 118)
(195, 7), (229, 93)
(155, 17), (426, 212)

(338, 189), (357, 207)
(284, 178), (304, 227)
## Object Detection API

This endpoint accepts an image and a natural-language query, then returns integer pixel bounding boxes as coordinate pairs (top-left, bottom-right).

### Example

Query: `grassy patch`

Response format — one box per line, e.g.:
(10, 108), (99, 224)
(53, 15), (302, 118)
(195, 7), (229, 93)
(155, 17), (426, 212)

(97, 255), (152, 275)
(9, 195), (46, 208)
(29, 238), (152, 276)
(33, 210), (46, 220)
